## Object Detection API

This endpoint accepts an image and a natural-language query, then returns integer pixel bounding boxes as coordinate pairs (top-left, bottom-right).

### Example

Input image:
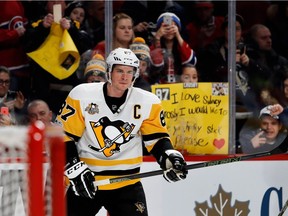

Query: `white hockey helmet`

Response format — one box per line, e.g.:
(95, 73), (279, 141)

(106, 47), (140, 84)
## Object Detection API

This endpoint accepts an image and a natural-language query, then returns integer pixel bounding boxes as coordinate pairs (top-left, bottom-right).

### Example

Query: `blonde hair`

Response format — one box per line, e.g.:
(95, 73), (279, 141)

(112, 13), (134, 49)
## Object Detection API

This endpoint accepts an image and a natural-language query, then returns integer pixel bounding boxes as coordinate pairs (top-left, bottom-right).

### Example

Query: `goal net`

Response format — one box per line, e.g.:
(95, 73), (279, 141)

(0, 121), (65, 216)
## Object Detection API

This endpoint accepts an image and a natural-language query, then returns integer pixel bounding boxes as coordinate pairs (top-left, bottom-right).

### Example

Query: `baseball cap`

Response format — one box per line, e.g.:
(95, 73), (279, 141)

(259, 106), (279, 119)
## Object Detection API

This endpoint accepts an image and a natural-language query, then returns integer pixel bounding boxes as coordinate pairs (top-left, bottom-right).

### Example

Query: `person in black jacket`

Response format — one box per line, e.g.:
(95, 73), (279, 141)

(244, 24), (288, 109)
(0, 66), (26, 125)
(23, 1), (92, 116)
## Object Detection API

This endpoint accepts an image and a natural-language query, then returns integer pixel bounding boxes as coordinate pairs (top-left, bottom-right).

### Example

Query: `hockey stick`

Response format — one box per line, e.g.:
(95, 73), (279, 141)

(279, 198), (288, 216)
(94, 149), (281, 187)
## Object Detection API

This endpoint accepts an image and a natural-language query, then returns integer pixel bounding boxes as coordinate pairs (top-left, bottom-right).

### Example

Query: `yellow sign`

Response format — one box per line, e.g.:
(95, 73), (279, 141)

(152, 83), (229, 155)
(27, 23), (80, 80)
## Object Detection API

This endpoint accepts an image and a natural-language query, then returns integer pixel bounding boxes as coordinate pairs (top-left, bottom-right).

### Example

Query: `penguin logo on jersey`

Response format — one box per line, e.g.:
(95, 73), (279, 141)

(88, 116), (135, 157)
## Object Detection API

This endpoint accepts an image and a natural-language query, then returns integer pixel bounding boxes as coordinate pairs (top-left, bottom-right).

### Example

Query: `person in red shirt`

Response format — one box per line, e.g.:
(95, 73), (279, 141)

(186, 1), (225, 54)
(93, 12), (134, 57)
(150, 12), (197, 84)
(0, 1), (30, 97)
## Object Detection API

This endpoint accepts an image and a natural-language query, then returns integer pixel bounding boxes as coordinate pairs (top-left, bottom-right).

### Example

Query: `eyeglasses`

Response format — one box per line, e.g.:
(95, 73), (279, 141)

(0, 80), (10, 86)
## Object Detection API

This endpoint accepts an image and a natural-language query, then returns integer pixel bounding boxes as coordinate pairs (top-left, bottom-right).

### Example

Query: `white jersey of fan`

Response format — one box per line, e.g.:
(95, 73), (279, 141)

(56, 82), (170, 190)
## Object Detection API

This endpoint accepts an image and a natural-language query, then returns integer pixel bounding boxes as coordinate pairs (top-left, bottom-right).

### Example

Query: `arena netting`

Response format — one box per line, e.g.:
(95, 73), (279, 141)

(0, 121), (65, 216)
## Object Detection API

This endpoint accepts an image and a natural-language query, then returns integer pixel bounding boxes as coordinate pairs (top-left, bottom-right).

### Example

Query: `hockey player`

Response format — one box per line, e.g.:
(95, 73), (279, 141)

(56, 47), (187, 216)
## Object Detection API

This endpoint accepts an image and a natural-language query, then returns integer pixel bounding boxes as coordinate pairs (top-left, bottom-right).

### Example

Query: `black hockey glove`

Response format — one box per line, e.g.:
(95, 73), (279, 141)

(65, 160), (96, 199)
(159, 149), (188, 183)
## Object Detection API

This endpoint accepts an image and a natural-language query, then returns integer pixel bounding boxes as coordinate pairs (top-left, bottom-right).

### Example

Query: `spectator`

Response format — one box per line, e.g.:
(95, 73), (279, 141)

(266, 2), (288, 64)
(150, 12), (197, 84)
(115, 1), (187, 46)
(26, 99), (57, 157)
(21, 1), (47, 24)
(244, 24), (288, 108)
(180, 64), (199, 83)
(236, 1), (270, 34)
(196, 14), (258, 117)
(0, 1), (30, 97)
(83, 0), (105, 47)
(83, 54), (107, 83)
(239, 104), (287, 154)
(278, 73), (288, 107)
(0, 66), (26, 125)
(27, 99), (53, 126)
(197, 14), (248, 82)
(93, 12), (134, 56)
(62, 1), (92, 55)
(186, 1), (225, 54)
(133, 21), (150, 45)
(130, 37), (152, 91)
(23, 1), (92, 115)
(64, 1), (86, 28)
(63, 1), (95, 81)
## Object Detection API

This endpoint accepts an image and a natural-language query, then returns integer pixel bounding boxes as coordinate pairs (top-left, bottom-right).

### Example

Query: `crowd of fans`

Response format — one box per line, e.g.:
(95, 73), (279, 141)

(1, 0), (288, 154)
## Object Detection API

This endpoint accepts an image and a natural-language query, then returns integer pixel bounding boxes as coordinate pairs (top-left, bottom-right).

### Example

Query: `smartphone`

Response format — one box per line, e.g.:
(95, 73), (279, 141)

(257, 128), (266, 138)
(163, 15), (172, 25)
(237, 42), (246, 55)
(7, 91), (17, 101)
(1, 107), (9, 115)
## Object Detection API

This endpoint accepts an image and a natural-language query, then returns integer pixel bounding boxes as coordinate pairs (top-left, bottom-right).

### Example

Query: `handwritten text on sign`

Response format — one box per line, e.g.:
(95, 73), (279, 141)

(152, 83), (229, 155)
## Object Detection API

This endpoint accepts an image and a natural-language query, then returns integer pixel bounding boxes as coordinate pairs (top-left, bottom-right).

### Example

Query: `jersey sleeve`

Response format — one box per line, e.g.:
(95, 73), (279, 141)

(140, 101), (171, 152)
(55, 91), (85, 143)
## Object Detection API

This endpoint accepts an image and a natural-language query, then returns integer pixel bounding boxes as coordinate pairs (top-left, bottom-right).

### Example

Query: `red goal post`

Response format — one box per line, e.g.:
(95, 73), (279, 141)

(0, 121), (65, 216)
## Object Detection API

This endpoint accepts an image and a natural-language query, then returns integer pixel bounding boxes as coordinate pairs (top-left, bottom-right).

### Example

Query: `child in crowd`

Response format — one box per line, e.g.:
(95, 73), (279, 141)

(83, 54), (107, 83)
(130, 37), (152, 91)
(180, 64), (199, 83)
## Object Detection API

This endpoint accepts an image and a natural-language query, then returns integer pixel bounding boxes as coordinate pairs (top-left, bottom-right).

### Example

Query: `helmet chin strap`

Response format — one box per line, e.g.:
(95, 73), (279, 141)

(130, 75), (138, 87)
(107, 71), (112, 84)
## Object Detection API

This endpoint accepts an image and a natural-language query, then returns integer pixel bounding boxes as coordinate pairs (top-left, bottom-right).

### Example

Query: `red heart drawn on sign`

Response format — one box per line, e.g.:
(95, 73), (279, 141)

(213, 139), (225, 149)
